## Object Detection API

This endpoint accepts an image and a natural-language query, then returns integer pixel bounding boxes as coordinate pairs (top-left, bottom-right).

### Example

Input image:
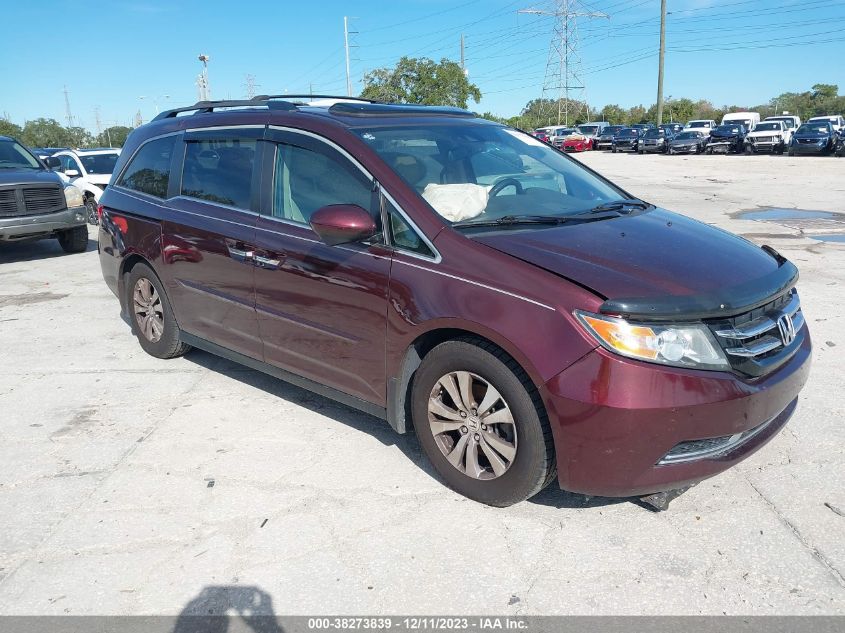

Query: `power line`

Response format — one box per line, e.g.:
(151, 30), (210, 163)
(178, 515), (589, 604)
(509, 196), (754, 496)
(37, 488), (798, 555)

(519, 1), (609, 125)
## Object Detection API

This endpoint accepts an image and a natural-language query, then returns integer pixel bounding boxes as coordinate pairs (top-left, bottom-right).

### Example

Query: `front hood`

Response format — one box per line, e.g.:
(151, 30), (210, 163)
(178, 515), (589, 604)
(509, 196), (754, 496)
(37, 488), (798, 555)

(84, 174), (111, 187)
(472, 208), (785, 312)
(0, 169), (63, 187)
(710, 131), (740, 139)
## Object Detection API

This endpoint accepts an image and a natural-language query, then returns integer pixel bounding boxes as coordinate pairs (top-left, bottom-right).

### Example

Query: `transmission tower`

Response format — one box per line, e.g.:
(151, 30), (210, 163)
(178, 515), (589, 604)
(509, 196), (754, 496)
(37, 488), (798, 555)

(519, 1), (608, 126)
(94, 107), (103, 136)
(63, 85), (74, 127)
(243, 74), (260, 99)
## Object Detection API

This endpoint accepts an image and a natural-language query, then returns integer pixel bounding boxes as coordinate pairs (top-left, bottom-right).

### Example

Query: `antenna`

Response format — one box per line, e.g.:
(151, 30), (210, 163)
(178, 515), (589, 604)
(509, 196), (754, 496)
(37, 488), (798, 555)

(63, 85), (74, 127)
(519, 1), (608, 126)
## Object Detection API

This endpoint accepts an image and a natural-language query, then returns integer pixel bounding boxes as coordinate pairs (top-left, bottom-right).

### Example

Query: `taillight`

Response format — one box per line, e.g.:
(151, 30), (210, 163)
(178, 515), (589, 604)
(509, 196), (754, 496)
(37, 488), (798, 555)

(113, 216), (128, 233)
(97, 204), (104, 220)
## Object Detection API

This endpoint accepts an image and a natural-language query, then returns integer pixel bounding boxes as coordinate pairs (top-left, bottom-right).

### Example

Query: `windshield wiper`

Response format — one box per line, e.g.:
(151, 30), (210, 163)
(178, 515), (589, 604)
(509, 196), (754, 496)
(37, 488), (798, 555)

(581, 198), (652, 215)
(454, 214), (576, 228)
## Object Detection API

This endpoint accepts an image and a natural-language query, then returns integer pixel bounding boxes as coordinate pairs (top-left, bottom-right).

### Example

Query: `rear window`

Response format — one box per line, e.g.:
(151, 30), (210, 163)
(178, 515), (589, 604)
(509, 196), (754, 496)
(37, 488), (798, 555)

(117, 136), (176, 199)
(181, 139), (257, 209)
(80, 153), (119, 175)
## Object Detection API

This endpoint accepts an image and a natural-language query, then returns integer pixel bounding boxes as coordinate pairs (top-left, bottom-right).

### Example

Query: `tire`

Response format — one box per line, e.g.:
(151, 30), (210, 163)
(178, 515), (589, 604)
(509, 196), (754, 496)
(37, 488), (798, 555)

(745, 145), (753, 155)
(705, 147), (712, 155)
(788, 148), (795, 157)
(612, 147), (617, 153)
(57, 225), (88, 253)
(85, 196), (99, 225)
(126, 263), (191, 359)
(411, 337), (556, 507)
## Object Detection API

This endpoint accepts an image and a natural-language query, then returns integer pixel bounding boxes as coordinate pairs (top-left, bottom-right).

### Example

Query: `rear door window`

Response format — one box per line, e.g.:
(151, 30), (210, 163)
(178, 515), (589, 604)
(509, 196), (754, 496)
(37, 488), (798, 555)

(117, 135), (177, 199)
(181, 138), (258, 210)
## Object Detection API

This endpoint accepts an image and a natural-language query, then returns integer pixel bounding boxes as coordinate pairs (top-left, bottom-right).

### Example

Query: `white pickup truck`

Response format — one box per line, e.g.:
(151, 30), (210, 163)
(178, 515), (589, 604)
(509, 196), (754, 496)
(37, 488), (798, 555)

(745, 120), (792, 154)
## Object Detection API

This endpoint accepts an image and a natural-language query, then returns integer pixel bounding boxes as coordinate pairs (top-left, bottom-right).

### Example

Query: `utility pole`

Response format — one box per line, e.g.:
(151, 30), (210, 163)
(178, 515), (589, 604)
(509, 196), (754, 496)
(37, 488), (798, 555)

(344, 16), (355, 97)
(244, 74), (259, 99)
(460, 34), (466, 74)
(94, 107), (102, 136)
(656, 0), (667, 125)
(63, 85), (74, 127)
(519, 1), (608, 126)
(197, 54), (211, 101)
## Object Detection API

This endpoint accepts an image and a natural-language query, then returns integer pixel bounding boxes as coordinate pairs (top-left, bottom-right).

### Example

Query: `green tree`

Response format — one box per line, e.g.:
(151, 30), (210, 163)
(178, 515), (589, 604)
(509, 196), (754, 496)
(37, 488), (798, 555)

(360, 56), (481, 108)
(0, 117), (23, 139)
(95, 125), (133, 148)
(597, 104), (627, 125)
(20, 118), (72, 147)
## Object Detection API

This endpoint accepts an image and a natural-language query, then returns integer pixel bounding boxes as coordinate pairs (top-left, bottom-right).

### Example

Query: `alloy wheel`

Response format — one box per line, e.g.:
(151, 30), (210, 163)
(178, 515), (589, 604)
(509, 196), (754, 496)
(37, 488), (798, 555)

(133, 278), (164, 343)
(427, 371), (517, 480)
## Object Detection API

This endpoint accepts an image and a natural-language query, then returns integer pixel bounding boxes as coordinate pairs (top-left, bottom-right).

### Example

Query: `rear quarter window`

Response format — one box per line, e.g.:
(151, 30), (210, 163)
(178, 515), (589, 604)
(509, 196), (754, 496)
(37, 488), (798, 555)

(117, 135), (176, 199)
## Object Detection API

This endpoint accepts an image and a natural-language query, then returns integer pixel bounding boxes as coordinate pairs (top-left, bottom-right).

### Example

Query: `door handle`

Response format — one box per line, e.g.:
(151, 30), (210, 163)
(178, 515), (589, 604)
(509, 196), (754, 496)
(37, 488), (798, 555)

(227, 245), (254, 263)
(254, 254), (283, 270)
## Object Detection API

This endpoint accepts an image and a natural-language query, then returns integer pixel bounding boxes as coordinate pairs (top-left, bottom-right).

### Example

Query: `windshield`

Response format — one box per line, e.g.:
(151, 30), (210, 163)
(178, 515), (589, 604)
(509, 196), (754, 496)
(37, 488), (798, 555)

(753, 123), (781, 132)
(767, 118), (796, 128)
(796, 123), (830, 134)
(79, 153), (119, 174)
(577, 125), (599, 136)
(617, 129), (637, 137)
(676, 132), (702, 140)
(715, 125), (741, 134)
(355, 124), (623, 225)
(602, 126), (624, 136)
(553, 128), (575, 136)
(644, 130), (665, 139)
(687, 121), (710, 128)
(0, 140), (41, 170)
(723, 119), (750, 128)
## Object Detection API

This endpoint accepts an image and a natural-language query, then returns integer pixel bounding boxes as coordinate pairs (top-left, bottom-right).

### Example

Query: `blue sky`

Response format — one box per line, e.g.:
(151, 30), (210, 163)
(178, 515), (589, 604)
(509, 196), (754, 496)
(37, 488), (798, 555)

(1, 0), (843, 129)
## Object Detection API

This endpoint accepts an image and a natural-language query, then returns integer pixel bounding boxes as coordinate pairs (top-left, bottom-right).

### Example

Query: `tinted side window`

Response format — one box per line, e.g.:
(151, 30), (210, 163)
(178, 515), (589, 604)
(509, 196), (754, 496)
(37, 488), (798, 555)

(181, 139), (257, 210)
(118, 136), (176, 199)
(272, 142), (372, 224)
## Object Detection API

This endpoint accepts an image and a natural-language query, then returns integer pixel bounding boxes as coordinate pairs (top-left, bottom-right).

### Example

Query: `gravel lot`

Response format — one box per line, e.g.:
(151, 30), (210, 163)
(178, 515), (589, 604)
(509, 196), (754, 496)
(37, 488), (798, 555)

(0, 152), (843, 616)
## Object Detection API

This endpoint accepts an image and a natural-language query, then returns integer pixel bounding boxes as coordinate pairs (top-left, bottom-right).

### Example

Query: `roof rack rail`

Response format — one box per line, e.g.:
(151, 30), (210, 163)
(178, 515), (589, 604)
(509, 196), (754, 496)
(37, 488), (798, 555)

(327, 102), (474, 118)
(152, 98), (297, 121)
(252, 94), (379, 103)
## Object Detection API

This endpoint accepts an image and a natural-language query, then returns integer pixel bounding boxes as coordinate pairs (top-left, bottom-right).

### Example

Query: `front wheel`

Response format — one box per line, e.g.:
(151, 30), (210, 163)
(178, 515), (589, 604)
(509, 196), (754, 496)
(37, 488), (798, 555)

(57, 225), (88, 253)
(411, 338), (555, 507)
(788, 148), (795, 157)
(126, 263), (191, 359)
(85, 197), (99, 225)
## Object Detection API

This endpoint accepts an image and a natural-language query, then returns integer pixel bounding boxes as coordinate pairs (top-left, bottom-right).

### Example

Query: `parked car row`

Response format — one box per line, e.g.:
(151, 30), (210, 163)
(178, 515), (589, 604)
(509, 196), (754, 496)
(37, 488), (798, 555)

(22, 146), (121, 223)
(533, 112), (845, 157)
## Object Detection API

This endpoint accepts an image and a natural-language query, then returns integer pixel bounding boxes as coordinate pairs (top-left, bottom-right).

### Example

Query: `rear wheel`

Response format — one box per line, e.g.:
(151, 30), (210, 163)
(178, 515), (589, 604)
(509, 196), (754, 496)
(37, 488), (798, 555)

(126, 263), (190, 359)
(57, 225), (88, 253)
(411, 337), (556, 507)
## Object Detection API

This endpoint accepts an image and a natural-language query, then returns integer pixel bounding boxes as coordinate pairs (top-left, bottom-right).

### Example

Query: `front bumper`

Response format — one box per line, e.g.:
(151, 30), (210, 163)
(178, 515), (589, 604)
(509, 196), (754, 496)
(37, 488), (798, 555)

(670, 144), (699, 153)
(0, 205), (86, 241)
(614, 143), (638, 152)
(641, 143), (665, 153)
(791, 143), (829, 155)
(543, 333), (811, 498)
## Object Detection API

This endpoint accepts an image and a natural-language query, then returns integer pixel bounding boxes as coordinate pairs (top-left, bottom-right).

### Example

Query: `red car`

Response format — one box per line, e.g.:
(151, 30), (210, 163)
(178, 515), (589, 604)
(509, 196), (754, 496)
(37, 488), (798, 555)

(98, 96), (810, 509)
(562, 134), (593, 152)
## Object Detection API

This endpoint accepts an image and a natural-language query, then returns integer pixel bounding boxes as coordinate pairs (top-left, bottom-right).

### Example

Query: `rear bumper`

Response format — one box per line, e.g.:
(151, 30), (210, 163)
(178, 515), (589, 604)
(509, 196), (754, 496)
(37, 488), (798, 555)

(0, 206), (86, 241)
(543, 333), (811, 498)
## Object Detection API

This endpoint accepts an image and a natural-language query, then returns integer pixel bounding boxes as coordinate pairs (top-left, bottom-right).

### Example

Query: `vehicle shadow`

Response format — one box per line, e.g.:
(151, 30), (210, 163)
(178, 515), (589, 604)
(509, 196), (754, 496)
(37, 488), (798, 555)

(0, 236), (97, 263)
(172, 585), (283, 633)
(183, 348), (430, 476)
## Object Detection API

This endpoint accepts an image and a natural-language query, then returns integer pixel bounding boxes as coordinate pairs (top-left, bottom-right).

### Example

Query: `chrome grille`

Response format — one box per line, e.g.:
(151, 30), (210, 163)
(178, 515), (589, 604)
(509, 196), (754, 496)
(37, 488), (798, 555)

(706, 290), (804, 377)
(0, 185), (65, 218)
(23, 187), (65, 214)
(0, 189), (16, 215)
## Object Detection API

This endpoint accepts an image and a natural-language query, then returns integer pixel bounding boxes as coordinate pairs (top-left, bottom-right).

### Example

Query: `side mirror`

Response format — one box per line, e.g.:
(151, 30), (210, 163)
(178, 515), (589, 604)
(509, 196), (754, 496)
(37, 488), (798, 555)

(45, 156), (60, 169)
(65, 169), (80, 178)
(309, 204), (377, 246)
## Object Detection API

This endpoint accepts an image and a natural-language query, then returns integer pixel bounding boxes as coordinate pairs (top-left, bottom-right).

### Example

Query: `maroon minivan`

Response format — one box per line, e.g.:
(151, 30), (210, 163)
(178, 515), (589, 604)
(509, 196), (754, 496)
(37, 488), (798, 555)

(98, 97), (810, 508)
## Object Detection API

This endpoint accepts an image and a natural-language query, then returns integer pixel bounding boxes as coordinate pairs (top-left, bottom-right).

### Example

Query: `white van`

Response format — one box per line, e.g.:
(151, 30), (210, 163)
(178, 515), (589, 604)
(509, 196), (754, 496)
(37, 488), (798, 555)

(722, 112), (761, 131)
(764, 115), (801, 131)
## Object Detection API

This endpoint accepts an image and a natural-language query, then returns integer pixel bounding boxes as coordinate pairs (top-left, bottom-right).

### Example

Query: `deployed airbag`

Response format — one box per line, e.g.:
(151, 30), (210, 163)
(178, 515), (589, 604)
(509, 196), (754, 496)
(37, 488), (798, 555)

(421, 183), (490, 222)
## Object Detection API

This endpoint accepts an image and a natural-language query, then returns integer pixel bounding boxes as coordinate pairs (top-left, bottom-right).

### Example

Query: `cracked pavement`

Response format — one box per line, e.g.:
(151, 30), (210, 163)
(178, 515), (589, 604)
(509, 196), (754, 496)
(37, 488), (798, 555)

(0, 153), (843, 615)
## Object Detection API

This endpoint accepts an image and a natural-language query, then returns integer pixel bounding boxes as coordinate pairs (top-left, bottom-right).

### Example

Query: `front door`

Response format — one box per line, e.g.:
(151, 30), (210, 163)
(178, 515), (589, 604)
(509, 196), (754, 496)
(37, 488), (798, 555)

(252, 128), (392, 405)
(163, 128), (263, 359)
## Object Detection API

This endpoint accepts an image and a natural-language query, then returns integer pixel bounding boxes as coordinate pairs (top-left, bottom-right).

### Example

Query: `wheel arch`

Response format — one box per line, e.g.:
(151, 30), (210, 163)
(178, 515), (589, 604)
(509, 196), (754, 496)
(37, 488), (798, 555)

(386, 324), (547, 435)
(118, 253), (159, 317)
